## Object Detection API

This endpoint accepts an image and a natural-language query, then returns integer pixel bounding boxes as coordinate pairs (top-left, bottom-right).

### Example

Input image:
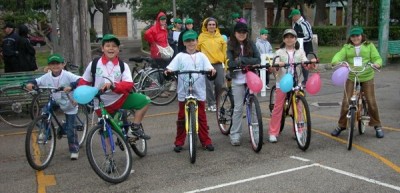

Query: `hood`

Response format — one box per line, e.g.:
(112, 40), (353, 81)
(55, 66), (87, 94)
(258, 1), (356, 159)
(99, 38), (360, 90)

(18, 24), (29, 37)
(155, 12), (167, 31)
(200, 17), (221, 34)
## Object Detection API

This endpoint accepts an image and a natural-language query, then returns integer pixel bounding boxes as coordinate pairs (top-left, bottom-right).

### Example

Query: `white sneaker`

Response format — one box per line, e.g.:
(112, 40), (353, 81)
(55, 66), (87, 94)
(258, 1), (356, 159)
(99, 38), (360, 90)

(207, 105), (217, 112)
(269, 135), (277, 143)
(70, 152), (79, 160)
(266, 85), (271, 90)
(169, 81), (177, 91)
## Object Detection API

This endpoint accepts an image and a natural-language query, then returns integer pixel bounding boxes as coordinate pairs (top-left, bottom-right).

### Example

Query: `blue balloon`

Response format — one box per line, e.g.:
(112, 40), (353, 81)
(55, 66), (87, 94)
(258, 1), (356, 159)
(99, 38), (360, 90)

(73, 85), (99, 104)
(222, 35), (228, 42)
(279, 73), (294, 93)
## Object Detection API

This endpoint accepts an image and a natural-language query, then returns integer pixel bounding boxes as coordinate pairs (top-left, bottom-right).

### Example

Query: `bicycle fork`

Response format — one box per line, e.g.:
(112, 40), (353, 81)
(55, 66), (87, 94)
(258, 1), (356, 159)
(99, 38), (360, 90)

(184, 100), (198, 134)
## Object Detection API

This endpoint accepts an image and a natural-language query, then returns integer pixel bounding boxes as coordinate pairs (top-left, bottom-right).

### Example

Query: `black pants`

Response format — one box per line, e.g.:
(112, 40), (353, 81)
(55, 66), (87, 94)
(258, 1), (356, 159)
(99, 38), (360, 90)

(4, 56), (19, 73)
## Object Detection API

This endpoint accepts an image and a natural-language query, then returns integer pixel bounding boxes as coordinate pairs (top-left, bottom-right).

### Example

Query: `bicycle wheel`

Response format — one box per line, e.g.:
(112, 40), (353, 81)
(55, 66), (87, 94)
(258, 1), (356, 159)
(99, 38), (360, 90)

(269, 85), (276, 114)
(246, 95), (263, 152)
(347, 108), (356, 151)
(86, 124), (133, 184)
(123, 110), (147, 157)
(76, 104), (89, 146)
(25, 115), (56, 170)
(292, 95), (311, 151)
(0, 86), (35, 127)
(141, 69), (177, 106)
(357, 95), (368, 135)
(188, 103), (197, 163)
(216, 87), (234, 135)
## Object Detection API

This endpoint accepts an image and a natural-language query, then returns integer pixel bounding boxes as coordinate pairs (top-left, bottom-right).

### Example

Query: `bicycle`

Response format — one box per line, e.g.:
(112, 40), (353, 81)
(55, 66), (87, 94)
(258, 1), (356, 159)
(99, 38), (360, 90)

(268, 55), (318, 151)
(129, 56), (177, 106)
(335, 62), (378, 150)
(166, 70), (213, 163)
(217, 65), (266, 152)
(81, 84), (148, 183)
(25, 86), (89, 170)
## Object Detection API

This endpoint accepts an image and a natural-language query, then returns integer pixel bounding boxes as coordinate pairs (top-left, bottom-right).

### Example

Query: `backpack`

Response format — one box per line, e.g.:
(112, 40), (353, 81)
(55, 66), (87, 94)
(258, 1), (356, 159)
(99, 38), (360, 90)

(90, 57), (125, 86)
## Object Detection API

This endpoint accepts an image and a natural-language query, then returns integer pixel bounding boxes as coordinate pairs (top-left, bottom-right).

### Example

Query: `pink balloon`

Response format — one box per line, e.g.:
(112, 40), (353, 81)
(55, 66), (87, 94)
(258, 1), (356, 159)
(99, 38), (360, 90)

(331, 66), (349, 86)
(306, 73), (322, 95)
(246, 71), (263, 93)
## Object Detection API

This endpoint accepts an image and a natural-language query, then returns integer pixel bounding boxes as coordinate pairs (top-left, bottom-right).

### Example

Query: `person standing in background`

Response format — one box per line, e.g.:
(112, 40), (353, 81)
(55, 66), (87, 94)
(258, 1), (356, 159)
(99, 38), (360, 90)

(197, 17), (227, 112)
(17, 24), (37, 71)
(177, 18), (194, 53)
(168, 18), (183, 58)
(1, 22), (20, 73)
(255, 28), (273, 89)
(289, 9), (314, 85)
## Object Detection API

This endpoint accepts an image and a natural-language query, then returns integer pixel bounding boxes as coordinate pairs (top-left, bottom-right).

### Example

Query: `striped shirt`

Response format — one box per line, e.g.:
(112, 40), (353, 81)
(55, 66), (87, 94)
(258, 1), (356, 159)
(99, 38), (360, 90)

(293, 16), (313, 43)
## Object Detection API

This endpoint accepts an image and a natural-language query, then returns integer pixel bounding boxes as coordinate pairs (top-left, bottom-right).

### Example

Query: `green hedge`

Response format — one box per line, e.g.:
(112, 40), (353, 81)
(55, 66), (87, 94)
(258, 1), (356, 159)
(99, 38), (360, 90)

(267, 26), (400, 46)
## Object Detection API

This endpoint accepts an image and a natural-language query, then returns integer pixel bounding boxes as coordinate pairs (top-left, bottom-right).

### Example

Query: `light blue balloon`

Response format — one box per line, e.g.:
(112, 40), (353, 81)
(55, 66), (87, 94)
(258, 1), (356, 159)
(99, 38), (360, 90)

(279, 73), (294, 93)
(222, 35), (228, 42)
(73, 85), (99, 104)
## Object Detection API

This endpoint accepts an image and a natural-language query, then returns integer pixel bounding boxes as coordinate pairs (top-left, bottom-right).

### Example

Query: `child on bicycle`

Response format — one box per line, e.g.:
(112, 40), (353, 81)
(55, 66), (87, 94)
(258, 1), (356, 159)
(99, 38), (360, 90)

(268, 29), (316, 143)
(330, 26), (384, 138)
(227, 22), (261, 146)
(78, 34), (151, 140)
(26, 54), (81, 160)
(164, 30), (216, 152)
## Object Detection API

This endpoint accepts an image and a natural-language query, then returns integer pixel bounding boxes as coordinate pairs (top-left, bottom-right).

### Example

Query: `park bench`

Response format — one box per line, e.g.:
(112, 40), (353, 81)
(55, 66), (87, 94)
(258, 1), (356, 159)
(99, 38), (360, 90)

(388, 40), (400, 58)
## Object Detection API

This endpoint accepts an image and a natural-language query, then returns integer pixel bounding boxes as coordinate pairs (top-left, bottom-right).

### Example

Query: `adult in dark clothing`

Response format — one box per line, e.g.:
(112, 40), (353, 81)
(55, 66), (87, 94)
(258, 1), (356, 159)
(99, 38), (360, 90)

(17, 24), (37, 71)
(289, 9), (314, 85)
(177, 18), (194, 53)
(1, 22), (19, 73)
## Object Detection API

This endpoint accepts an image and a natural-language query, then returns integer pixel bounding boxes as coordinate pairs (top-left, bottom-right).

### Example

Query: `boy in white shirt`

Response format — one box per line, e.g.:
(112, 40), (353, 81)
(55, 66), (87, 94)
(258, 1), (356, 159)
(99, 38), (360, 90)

(26, 54), (81, 160)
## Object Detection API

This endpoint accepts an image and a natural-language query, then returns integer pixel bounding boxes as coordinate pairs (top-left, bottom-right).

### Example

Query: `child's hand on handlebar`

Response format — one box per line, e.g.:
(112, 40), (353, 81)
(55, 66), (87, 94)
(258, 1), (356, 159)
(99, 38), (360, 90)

(26, 83), (35, 91)
(372, 63), (381, 69)
(101, 82), (113, 92)
(210, 69), (217, 76)
(63, 86), (72, 93)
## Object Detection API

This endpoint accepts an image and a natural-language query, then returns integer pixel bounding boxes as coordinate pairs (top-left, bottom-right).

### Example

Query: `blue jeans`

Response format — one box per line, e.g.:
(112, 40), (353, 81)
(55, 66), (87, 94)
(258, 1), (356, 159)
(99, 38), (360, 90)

(65, 114), (79, 153)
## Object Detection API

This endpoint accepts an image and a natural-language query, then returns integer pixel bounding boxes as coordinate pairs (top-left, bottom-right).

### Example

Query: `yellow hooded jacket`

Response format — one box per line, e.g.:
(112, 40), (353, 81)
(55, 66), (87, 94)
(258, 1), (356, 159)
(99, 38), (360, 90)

(197, 18), (227, 64)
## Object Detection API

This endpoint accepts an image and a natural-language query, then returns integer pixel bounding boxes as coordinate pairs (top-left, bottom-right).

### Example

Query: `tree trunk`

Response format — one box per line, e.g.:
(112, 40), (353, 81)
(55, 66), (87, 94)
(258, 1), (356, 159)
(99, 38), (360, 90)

(251, 0), (265, 41)
(346, 0), (353, 36)
(59, 0), (91, 74)
(101, 2), (113, 34)
(314, 0), (328, 26)
(51, 0), (59, 53)
(274, 0), (286, 26)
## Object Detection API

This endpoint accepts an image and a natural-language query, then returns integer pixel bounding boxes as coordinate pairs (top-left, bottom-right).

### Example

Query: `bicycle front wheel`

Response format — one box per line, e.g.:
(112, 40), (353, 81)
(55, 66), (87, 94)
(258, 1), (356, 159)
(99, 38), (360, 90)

(347, 108), (356, 151)
(25, 115), (56, 170)
(246, 95), (263, 153)
(188, 103), (197, 163)
(141, 69), (177, 106)
(216, 87), (234, 135)
(357, 95), (368, 135)
(0, 86), (35, 127)
(86, 125), (133, 184)
(292, 95), (311, 151)
(76, 105), (89, 146)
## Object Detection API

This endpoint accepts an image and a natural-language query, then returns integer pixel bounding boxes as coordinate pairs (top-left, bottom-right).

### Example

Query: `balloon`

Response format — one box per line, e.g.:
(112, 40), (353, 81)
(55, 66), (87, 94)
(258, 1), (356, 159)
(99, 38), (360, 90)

(306, 73), (322, 95)
(331, 66), (349, 86)
(73, 85), (99, 104)
(279, 73), (294, 93)
(222, 35), (228, 42)
(246, 71), (263, 93)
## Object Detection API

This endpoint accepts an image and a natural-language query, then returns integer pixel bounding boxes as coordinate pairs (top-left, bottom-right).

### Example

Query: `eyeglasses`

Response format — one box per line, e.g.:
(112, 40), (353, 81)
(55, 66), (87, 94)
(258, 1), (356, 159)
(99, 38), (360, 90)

(207, 23), (216, 26)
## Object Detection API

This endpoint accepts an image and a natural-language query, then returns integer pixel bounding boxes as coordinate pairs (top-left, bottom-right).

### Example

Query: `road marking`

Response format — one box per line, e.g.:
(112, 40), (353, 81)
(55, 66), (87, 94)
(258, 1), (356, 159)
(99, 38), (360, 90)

(185, 157), (400, 193)
(184, 164), (317, 193)
(290, 156), (310, 162)
(36, 171), (56, 193)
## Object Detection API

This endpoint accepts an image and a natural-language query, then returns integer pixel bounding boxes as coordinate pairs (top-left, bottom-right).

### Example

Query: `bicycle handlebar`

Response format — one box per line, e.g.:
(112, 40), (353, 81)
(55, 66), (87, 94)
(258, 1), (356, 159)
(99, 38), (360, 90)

(335, 61), (380, 73)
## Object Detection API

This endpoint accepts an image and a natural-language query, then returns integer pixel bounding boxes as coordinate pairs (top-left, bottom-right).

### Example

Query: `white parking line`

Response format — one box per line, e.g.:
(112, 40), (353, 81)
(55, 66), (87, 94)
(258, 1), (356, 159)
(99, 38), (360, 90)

(185, 156), (400, 192)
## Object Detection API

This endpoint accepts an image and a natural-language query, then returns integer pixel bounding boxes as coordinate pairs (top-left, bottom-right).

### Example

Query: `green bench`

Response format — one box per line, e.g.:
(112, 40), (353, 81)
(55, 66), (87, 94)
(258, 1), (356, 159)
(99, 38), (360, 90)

(388, 40), (400, 58)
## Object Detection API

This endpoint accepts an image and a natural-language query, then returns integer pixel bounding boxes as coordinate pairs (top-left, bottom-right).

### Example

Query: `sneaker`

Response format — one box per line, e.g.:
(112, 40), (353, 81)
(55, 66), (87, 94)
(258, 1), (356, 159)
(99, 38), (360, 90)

(174, 145), (183, 153)
(204, 144), (214, 151)
(70, 152), (79, 160)
(266, 85), (271, 90)
(37, 133), (45, 144)
(269, 135), (277, 143)
(375, 126), (384, 138)
(207, 105), (217, 112)
(331, 127), (346, 137)
(231, 140), (240, 146)
(129, 123), (151, 140)
(169, 81), (177, 91)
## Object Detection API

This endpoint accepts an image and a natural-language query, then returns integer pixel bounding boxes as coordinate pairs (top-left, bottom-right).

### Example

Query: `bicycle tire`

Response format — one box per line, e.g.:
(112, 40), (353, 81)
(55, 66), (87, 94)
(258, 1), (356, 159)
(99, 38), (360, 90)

(0, 86), (35, 127)
(347, 108), (356, 151)
(29, 91), (41, 120)
(269, 85), (276, 114)
(247, 95), (263, 153)
(141, 69), (177, 106)
(357, 95), (368, 135)
(25, 115), (56, 170)
(86, 124), (133, 184)
(292, 95), (311, 151)
(279, 97), (288, 134)
(76, 104), (89, 147)
(188, 103), (197, 163)
(123, 110), (147, 157)
(216, 87), (234, 135)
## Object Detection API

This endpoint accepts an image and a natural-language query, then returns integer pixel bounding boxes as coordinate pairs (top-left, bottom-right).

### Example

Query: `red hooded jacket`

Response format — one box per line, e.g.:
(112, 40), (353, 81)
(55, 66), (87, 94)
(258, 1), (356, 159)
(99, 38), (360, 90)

(144, 12), (169, 58)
